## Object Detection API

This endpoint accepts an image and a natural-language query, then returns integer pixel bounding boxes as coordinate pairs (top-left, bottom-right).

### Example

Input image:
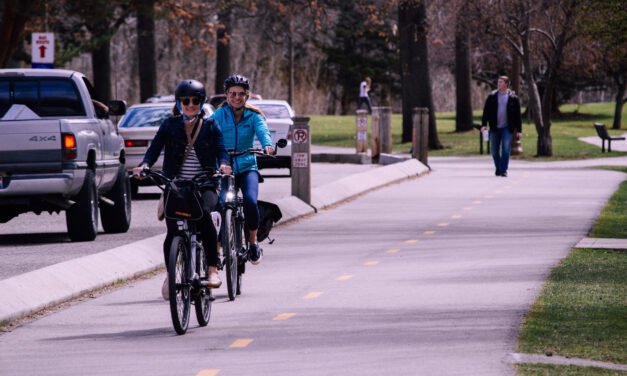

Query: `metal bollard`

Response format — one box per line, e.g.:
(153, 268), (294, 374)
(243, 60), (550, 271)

(355, 110), (368, 154)
(291, 116), (311, 205)
(412, 107), (429, 165)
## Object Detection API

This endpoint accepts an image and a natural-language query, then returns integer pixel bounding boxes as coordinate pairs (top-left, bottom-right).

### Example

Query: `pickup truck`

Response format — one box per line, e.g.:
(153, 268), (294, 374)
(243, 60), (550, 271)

(0, 69), (131, 241)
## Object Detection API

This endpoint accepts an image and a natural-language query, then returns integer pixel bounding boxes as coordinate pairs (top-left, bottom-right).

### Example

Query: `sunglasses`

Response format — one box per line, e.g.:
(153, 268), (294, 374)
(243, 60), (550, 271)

(180, 97), (201, 106)
(228, 91), (247, 98)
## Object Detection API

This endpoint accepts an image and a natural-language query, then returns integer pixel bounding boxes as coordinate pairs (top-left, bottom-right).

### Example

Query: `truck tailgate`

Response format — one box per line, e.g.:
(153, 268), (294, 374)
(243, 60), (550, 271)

(0, 119), (63, 173)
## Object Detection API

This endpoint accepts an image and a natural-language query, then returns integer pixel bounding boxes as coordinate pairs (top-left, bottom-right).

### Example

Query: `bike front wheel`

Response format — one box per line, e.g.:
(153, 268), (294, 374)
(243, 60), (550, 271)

(194, 242), (212, 327)
(222, 208), (238, 301)
(169, 236), (191, 335)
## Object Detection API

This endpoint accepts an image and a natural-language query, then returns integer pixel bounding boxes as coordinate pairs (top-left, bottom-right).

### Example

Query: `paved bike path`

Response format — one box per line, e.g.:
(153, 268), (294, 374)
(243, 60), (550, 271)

(0, 157), (428, 325)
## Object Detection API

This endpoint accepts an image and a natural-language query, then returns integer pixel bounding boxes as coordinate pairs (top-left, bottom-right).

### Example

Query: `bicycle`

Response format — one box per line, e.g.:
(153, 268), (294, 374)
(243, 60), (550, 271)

(220, 139), (287, 301)
(141, 168), (219, 335)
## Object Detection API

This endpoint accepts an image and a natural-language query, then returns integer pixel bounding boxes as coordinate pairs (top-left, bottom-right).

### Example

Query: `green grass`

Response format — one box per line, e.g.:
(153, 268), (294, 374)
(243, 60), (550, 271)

(589, 167), (627, 239)
(309, 102), (627, 160)
(517, 364), (626, 375)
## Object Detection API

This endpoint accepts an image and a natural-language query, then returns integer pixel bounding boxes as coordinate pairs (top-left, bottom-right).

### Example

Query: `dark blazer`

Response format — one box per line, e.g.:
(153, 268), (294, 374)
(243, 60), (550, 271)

(481, 90), (522, 133)
(142, 114), (229, 179)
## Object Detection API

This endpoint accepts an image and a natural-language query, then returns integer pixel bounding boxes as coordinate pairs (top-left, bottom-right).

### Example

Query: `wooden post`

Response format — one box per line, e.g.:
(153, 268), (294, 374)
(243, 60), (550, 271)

(379, 107), (392, 154)
(355, 110), (368, 153)
(291, 116), (311, 204)
(511, 132), (523, 155)
(371, 107), (381, 160)
(412, 107), (429, 165)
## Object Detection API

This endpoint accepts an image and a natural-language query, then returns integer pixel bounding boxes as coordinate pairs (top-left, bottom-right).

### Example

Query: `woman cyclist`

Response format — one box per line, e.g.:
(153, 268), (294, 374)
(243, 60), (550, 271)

(211, 74), (273, 265)
(133, 79), (231, 298)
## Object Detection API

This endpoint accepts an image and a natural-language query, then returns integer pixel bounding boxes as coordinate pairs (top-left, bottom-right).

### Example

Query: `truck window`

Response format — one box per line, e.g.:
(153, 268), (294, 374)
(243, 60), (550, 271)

(0, 78), (86, 117)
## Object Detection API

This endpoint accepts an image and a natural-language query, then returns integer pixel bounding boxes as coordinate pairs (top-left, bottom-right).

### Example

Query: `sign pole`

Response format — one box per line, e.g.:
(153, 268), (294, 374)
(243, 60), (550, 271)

(291, 116), (311, 204)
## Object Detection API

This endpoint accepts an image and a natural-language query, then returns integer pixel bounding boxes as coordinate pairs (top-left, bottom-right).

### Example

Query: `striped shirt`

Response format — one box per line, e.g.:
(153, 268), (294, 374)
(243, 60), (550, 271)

(177, 145), (203, 180)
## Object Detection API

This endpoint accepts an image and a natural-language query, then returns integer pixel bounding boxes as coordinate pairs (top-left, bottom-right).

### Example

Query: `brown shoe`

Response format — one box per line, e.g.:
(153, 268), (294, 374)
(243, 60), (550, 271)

(207, 271), (222, 288)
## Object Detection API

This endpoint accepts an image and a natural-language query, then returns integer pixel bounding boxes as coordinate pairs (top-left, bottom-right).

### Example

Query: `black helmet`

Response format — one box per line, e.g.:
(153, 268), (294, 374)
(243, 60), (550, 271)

(175, 79), (206, 100)
(224, 74), (250, 92)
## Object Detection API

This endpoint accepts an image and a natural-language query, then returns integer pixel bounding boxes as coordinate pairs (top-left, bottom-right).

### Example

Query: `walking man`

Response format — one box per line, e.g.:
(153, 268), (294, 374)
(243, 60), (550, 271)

(358, 77), (372, 114)
(481, 75), (522, 177)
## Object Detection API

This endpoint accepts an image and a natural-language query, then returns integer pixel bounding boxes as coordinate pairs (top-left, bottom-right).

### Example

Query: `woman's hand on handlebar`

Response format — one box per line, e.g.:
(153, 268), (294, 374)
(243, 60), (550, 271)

(264, 145), (275, 155)
(219, 164), (232, 175)
(132, 164), (149, 179)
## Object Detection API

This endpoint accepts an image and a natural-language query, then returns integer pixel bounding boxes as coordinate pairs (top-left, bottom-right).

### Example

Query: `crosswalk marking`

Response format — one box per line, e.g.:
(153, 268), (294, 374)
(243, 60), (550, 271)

(229, 339), (254, 348)
(273, 313), (296, 321)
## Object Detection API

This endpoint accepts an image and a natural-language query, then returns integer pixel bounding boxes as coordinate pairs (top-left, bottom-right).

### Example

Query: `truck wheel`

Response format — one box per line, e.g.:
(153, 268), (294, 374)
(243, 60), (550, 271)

(101, 166), (132, 233)
(66, 169), (99, 241)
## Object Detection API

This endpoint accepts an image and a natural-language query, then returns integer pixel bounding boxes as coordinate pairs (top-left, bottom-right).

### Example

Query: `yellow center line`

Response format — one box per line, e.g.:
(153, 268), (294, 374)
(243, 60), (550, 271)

(423, 230), (436, 235)
(273, 312), (296, 321)
(336, 274), (354, 281)
(386, 248), (401, 254)
(437, 223), (449, 227)
(303, 291), (323, 299)
(484, 194), (494, 199)
(364, 260), (380, 266)
(404, 239), (418, 244)
(495, 189), (503, 194)
(463, 207), (473, 211)
(196, 369), (220, 376)
(452, 214), (462, 219)
(472, 200), (482, 204)
(229, 339), (254, 348)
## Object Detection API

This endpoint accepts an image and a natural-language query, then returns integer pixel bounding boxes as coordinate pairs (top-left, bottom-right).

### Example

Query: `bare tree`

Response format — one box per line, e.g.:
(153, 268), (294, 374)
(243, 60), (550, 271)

(0, 0), (38, 67)
(454, 0), (473, 132)
(137, 0), (157, 102)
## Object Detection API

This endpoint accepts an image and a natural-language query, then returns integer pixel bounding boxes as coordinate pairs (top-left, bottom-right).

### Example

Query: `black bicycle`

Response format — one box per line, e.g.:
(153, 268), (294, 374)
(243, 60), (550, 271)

(141, 168), (217, 335)
(220, 139), (286, 301)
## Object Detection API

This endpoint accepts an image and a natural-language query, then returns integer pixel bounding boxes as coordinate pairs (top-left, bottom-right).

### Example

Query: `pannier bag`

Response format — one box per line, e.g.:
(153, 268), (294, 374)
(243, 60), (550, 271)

(164, 181), (204, 220)
(256, 200), (282, 242)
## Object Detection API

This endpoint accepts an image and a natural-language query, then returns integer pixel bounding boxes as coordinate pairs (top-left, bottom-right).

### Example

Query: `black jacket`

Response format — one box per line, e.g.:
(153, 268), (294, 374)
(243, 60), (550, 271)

(481, 90), (522, 133)
(142, 115), (228, 179)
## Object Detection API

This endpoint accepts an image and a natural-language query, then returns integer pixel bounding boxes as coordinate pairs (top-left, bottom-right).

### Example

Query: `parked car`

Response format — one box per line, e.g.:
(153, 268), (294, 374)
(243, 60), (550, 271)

(209, 93), (262, 109)
(247, 99), (294, 171)
(117, 102), (213, 196)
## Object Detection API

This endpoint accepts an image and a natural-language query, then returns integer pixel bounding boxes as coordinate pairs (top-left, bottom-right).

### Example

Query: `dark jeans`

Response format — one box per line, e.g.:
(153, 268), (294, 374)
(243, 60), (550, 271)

(164, 189), (219, 268)
(489, 127), (513, 174)
(358, 96), (372, 114)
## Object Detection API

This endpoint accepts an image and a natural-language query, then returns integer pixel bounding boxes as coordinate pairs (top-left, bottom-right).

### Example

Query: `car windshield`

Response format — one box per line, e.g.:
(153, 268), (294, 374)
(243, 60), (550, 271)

(118, 106), (172, 128)
(256, 104), (290, 119)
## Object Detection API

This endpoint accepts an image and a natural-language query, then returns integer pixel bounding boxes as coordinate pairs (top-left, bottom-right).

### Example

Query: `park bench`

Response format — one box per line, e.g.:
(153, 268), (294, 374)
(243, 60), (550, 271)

(594, 122), (625, 152)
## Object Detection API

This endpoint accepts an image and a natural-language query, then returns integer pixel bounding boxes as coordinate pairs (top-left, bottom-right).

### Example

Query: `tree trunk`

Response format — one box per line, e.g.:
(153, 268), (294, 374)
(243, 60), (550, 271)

(612, 74), (625, 130)
(454, 20), (473, 132)
(137, 0), (156, 102)
(398, 0), (441, 149)
(0, 0), (35, 68)
(511, 52), (521, 95)
(92, 41), (111, 103)
(215, 7), (231, 95)
(287, 25), (294, 106)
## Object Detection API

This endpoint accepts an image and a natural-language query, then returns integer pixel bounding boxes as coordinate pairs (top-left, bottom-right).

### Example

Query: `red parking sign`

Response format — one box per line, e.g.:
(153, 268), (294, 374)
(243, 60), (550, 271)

(293, 129), (308, 144)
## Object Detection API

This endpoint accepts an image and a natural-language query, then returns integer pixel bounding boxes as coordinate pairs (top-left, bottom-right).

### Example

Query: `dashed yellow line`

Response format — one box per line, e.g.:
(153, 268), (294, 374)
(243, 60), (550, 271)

(437, 223), (449, 227)
(273, 313), (296, 321)
(364, 260), (380, 266)
(423, 230), (436, 235)
(404, 239), (418, 244)
(196, 370), (220, 376)
(452, 214), (462, 219)
(463, 207), (473, 211)
(385, 248), (400, 254)
(472, 200), (482, 204)
(304, 291), (323, 299)
(495, 189), (503, 194)
(484, 194), (494, 199)
(336, 274), (354, 281)
(229, 339), (254, 348)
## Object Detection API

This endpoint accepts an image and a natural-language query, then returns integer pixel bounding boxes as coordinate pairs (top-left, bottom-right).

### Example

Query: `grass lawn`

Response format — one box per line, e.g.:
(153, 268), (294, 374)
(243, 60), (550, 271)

(309, 102), (627, 161)
(516, 167), (627, 375)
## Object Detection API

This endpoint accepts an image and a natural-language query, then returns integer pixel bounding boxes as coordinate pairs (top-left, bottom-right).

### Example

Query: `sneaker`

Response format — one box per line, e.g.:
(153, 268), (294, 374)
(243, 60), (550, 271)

(248, 243), (263, 265)
(207, 271), (222, 288)
(161, 276), (169, 300)
(501, 171), (508, 177)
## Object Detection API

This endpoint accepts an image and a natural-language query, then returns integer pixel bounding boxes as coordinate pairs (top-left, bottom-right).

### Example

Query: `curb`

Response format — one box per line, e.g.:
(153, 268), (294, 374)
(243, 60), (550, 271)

(0, 158), (428, 325)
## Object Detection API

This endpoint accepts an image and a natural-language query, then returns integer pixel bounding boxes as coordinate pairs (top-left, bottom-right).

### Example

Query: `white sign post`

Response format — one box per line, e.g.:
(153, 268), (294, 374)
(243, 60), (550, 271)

(31, 32), (55, 69)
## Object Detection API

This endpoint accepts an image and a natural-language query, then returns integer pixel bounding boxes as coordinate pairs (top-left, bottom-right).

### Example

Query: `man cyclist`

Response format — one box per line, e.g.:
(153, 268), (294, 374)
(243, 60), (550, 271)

(211, 74), (274, 265)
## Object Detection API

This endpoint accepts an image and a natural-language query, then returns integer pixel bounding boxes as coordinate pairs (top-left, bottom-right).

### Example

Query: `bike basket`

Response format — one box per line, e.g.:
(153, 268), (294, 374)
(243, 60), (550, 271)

(257, 200), (282, 242)
(164, 181), (204, 220)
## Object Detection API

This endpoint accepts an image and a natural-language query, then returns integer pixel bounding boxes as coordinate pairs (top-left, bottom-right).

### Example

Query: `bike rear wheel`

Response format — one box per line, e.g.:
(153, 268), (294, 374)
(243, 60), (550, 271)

(194, 242), (212, 327)
(222, 208), (238, 301)
(169, 236), (191, 335)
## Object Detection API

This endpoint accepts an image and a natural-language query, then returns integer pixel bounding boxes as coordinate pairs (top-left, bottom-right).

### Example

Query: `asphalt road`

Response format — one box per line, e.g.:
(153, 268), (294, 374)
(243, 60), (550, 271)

(1, 156), (624, 375)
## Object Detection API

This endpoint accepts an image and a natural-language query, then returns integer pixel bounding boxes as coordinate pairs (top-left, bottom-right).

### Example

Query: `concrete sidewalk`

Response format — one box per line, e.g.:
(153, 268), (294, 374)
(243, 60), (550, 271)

(579, 133), (627, 152)
(0, 156), (429, 325)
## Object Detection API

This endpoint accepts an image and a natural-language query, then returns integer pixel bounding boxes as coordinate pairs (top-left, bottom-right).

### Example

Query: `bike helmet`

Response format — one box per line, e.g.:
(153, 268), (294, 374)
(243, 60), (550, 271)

(175, 79), (206, 100)
(223, 74), (250, 92)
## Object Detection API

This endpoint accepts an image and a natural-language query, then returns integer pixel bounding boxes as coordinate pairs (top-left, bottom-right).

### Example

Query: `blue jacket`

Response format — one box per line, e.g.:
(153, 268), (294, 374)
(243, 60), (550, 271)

(142, 115), (228, 179)
(211, 105), (273, 174)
